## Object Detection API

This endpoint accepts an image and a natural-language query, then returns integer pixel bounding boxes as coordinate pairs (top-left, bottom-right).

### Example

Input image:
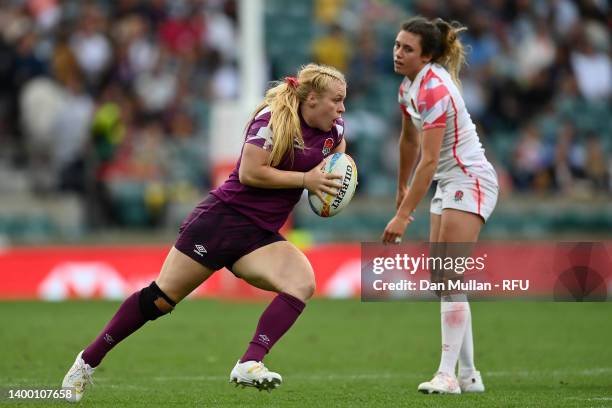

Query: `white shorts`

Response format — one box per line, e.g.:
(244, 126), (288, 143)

(430, 166), (499, 222)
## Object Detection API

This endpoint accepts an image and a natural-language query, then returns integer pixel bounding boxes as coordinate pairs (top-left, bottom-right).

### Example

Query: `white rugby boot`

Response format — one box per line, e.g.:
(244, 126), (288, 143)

(229, 360), (282, 392)
(62, 351), (95, 402)
(417, 371), (461, 394)
(459, 369), (485, 393)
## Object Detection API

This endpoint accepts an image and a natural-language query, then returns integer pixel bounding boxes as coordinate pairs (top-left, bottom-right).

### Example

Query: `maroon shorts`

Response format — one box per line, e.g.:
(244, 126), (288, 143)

(174, 194), (285, 271)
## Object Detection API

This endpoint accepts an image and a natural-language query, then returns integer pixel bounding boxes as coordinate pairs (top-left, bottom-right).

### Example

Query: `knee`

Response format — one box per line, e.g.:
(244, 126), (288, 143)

(139, 281), (177, 321)
(283, 270), (316, 302)
(299, 279), (316, 301)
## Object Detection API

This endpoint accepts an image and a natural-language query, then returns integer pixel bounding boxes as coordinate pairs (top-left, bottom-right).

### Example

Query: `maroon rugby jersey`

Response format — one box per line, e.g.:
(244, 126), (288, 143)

(211, 107), (345, 232)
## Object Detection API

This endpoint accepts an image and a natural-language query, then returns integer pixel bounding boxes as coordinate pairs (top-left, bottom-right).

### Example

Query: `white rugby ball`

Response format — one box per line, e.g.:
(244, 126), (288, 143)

(308, 153), (358, 217)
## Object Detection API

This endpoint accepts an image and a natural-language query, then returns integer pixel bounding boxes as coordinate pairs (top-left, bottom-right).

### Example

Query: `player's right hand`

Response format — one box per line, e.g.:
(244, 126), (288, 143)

(304, 160), (343, 204)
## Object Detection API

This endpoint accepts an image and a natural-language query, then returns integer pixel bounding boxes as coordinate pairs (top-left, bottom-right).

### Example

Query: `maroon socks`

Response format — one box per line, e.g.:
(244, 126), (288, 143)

(240, 292), (306, 363)
(81, 292), (147, 367)
(81, 290), (306, 367)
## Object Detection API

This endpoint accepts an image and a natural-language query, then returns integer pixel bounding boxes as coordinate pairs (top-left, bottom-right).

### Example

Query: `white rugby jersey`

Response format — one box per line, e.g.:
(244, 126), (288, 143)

(398, 63), (492, 181)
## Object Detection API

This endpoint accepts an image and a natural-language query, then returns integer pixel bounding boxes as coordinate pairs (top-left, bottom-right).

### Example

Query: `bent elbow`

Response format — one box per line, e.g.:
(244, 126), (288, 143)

(239, 167), (262, 187)
(238, 167), (250, 185)
(404, 137), (420, 148)
(420, 157), (439, 170)
(400, 136), (419, 149)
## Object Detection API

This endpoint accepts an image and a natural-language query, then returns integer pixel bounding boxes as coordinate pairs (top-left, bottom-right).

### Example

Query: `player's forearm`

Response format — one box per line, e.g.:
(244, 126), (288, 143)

(398, 140), (419, 189)
(332, 138), (346, 153)
(239, 165), (304, 189)
(396, 159), (436, 219)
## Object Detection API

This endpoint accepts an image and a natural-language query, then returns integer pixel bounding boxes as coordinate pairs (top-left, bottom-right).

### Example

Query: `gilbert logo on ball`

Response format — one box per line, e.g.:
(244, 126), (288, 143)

(308, 153), (358, 217)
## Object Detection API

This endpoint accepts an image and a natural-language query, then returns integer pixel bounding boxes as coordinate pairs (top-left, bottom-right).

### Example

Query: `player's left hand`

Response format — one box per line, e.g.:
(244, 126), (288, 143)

(381, 214), (414, 244)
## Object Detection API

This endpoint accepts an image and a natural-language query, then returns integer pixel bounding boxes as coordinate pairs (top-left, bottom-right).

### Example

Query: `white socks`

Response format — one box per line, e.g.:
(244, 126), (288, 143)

(437, 296), (470, 376)
(458, 303), (475, 375)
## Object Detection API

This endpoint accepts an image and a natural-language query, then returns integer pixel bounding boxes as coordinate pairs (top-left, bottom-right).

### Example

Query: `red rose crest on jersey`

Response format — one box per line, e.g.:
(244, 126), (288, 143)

(322, 138), (334, 155)
(454, 190), (464, 202)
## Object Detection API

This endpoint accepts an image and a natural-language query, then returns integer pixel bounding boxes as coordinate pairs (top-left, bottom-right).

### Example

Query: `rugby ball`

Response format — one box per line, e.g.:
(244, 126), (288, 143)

(308, 153), (358, 217)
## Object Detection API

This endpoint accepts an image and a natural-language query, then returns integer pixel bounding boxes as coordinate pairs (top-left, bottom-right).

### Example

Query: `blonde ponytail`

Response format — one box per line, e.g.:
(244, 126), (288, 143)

(249, 63), (346, 167)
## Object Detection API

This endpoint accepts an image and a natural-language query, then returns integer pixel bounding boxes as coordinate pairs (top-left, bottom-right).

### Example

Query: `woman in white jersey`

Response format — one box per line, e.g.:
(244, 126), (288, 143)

(382, 17), (499, 394)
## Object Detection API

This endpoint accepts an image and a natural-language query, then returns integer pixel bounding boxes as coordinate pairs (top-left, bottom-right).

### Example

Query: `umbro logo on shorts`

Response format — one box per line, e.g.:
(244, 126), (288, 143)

(194, 244), (207, 256)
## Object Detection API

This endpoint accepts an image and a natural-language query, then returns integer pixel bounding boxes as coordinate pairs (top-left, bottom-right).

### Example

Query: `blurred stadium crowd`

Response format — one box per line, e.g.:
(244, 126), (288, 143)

(296, 0), (611, 198)
(0, 0), (609, 239)
(0, 0), (238, 228)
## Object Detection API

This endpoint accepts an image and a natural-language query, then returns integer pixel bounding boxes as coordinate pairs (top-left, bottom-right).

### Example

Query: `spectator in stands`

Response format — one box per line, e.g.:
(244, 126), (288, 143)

(584, 133), (609, 192)
(511, 123), (547, 191)
(312, 23), (352, 73)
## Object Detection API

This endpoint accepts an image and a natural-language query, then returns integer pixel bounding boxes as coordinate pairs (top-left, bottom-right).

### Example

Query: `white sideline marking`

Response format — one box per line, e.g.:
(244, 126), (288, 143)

(4, 367), (611, 386)
(486, 367), (612, 377)
(565, 397), (612, 402)
(105, 384), (148, 390)
(150, 373), (399, 382)
(146, 367), (612, 382)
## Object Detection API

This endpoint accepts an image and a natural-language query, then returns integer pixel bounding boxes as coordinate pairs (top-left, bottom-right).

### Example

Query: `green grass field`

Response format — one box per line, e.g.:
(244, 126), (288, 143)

(1, 300), (611, 407)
